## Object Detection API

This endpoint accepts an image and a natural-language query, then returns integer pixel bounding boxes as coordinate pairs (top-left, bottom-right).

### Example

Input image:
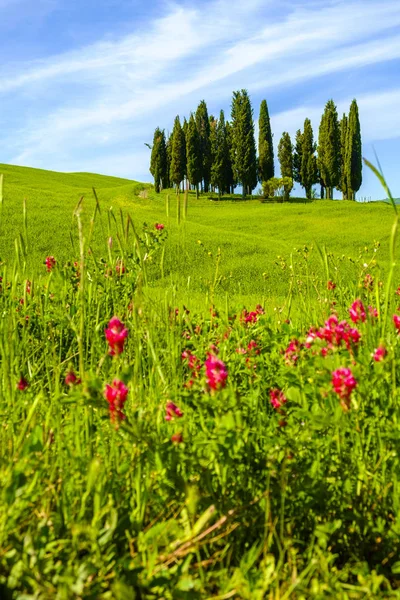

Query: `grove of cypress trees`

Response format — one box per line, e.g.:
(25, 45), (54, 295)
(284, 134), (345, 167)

(293, 129), (303, 185)
(186, 114), (201, 198)
(278, 131), (293, 201)
(345, 100), (362, 200)
(195, 100), (212, 193)
(317, 99), (341, 200)
(170, 116), (186, 191)
(339, 113), (348, 199)
(300, 118), (318, 200)
(258, 99), (274, 183)
(150, 127), (167, 193)
(231, 89), (258, 199)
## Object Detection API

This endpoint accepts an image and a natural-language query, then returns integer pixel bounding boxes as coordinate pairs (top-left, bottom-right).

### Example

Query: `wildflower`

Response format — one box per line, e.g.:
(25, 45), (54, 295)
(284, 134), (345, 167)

(349, 299), (366, 324)
(105, 317), (128, 356)
(115, 260), (125, 275)
(45, 256), (56, 272)
(247, 340), (260, 354)
(17, 377), (28, 391)
(104, 379), (128, 422)
(236, 347), (247, 354)
(255, 304), (265, 315)
(327, 280), (336, 290)
(165, 401), (183, 421)
(205, 354), (228, 391)
(26, 280), (31, 294)
(65, 370), (81, 386)
(332, 368), (357, 405)
(368, 306), (378, 318)
(171, 432), (183, 443)
(393, 314), (400, 333)
(270, 388), (287, 410)
(155, 223), (165, 231)
(364, 273), (374, 291)
(242, 309), (258, 324)
(396, 286), (400, 296)
(373, 346), (386, 362)
(285, 339), (301, 365)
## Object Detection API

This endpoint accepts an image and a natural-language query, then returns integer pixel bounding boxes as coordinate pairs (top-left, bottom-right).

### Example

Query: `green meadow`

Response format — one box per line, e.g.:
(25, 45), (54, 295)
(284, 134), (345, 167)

(1, 163), (400, 598)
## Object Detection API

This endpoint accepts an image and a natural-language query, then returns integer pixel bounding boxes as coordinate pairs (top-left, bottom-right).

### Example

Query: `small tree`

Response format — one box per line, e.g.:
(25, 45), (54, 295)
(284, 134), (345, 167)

(317, 99), (341, 199)
(300, 118), (318, 200)
(258, 99), (274, 183)
(278, 131), (293, 201)
(195, 100), (212, 192)
(150, 127), (167, 193)
(211, 110), (229, 199)
(345, 99), (362, 200)
(170, 116), (186, 191)
(293, 129), (303, 185)
(186, 114), (201, 198)
(231, 89), (258, 198)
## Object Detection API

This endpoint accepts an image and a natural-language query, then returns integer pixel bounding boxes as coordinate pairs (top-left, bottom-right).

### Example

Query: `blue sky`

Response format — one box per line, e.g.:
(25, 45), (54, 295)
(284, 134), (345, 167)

(1, 0), (400, 199)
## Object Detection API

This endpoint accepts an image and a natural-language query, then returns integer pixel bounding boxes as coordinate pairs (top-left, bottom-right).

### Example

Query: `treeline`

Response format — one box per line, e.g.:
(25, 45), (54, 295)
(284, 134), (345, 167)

(149, 91), (362, 201)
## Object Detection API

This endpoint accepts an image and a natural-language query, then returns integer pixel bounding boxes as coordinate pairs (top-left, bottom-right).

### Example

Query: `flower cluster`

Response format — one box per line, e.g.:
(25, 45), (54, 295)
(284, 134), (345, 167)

(105, 317), (128, 356)
(349, 299), (366, 324)
(104, 379), (129, 422)
(65, 370), (81, 386)
(205, 354), (228, 391)
(306, 314), (361, 353)
(285, 339), (301, 365)
(45, 256), (56, 272)
(155, 223), (165, 231)
(182, 349), (201, 388)
(165, 401), (184, 421)
(270, 388), (287, 411)
(373, 346), (386, 362)
(241, 305), (264, 325)
(332, 367), (357, 410)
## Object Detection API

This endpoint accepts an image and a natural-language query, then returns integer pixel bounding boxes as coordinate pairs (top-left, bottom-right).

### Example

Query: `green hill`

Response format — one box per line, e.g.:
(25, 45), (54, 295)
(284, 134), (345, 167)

(0, 163), (397, 302)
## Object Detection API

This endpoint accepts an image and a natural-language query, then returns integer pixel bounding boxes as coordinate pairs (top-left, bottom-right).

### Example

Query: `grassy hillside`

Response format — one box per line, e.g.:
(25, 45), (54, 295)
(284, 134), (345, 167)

(0, 163), (397, 303)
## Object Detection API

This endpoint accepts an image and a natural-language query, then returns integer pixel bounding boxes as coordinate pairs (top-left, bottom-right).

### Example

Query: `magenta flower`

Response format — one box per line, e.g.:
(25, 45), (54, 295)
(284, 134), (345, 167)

(65, 370), (81, 386)
(45, 256), (56, 272)
(368, 306), (378, 318)
(270, 388), (287, 410)
(171, 431), (183, 443)
(285, 339), (301, 365)
(104, 379), (128, 422)
(373, 346), (386, 362)
(165, 401), (183, 421)
(327, 280), (336, 290)
(393, 314), (400, 333)
(17, 377), (28, 391)
(349, 299), (366, 324)
(105, 317), (128, 356)
(332, 368), (357, 404)
(205, 354), (228, 391)
(155, 223), (165, 231)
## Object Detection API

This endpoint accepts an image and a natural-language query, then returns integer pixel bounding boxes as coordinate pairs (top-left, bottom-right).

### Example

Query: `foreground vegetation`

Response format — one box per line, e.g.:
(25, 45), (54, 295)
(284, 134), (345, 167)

(1, 164), (400, 598)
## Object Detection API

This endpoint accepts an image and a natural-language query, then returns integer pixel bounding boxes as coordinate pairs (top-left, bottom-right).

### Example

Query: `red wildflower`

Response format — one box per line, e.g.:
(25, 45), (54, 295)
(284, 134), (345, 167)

(171, 432), (183, 443)
(17, 377), (28, 391)
(270, 388), (287, 410)
(332, 368), (357, 406)
(45, 256), (56, 272)
(349, 299), (366, 324)
(364, 274), (374, 291)
(255, 304), (265, 315)
(368, 306), (378, 318)
(165, 401), (183, 421)
(285, 339), (301, 365)
(393, 314), (400, 333)
(104, 379), (128, 422)
(327, 280), (336, 290)
(65, 370), (81, 386)
(155, 223), (165, 231)
(205, 354), (228, 391)
(115, 260), (125, 275)
(105, 317), (128, 356)
(373, 346), (386, 362)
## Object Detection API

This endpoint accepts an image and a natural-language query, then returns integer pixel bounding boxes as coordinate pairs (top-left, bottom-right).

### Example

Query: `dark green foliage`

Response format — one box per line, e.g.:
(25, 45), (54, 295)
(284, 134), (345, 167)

(293, 129), (303, 185)
(339, 114), (348, 199)
(346, 100), (362, 201)
(278, 131), (294, 201)
(186, 114), (202, 198)
(317, 99), (341, 200)
(300, 119), (318, 200)
(210, 110), (230, 199)
(165, 136), (172, 189)
(170, 116), (186, 190)
(231, 89), (258, 198)
(258, 99), (274, 183)
(150, 128), (167, 193)
(195, 100), (212, 192)
(224, 120), (235, 194)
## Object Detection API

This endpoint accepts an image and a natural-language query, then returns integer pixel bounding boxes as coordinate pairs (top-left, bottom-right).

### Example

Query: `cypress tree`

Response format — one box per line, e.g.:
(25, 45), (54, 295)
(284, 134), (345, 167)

(231, 89), (258, 199)
(339, 113), (348, 199)
(277, 131), (293, 201)
(225, 121), (235, 194)
(186, 114), (201, 198)
(209, 115), (217, 193)
(165, 135), (172, 189)
(170, 116), (186, 191)
(300, 118), (318, 200)
(293, 129), (303, 185)
(211, 110), (230, 200)
(150, 127), (167, 193)
(258, 99), (274, 183)
(346, 100), (362, 201)
(195, 100), (212, 192)
(317, 99), (341, 200)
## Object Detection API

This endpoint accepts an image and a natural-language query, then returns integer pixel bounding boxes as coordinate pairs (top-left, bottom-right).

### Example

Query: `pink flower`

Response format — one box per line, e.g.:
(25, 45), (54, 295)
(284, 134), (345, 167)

(285, 339), (301, 365)
(349, 299), (366, 324)
(17, 377), (28, 391)
(327, 280), (336, 290)
(364, 274), (374, 291)
(65, 370), (80, 386)
(155, 223), (165, 231)
(105, 317), (128, 356)
(373, 346), (386, 362)
(270, 388), (287, 410)
(255, 304), (265, 315)
(368, 306), (378, 318)
(45, 256), (56, 272)
(247, 340), (260, 354)
(243, 310), (258, 324)
(165, 401), (183, 421)
(205, 354), (228, 391)
(332, 368), (357, 404)
(171, 432), (183, 443)
(115, 260), (125, 275)
(393, 314), (400, 333)
(104, 379), (128, 422)
(236, 347), (247, 355)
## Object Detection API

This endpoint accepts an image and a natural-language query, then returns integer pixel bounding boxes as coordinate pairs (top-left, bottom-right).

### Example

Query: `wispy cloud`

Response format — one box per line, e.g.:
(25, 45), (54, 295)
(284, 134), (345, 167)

(1, 0), (399, 193)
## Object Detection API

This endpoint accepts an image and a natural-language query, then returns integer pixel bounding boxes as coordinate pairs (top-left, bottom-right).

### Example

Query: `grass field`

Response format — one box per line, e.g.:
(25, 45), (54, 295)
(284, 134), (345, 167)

(1, 163), (400, 598)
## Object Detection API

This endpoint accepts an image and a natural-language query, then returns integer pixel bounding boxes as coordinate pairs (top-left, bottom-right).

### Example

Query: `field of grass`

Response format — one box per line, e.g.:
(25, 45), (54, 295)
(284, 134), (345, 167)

(1, 163), (400, 598)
